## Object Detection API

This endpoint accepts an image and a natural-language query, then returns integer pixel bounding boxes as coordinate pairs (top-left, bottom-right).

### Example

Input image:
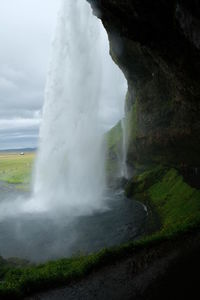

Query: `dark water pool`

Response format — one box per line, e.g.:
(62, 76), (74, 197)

(0, 182), (147, 262)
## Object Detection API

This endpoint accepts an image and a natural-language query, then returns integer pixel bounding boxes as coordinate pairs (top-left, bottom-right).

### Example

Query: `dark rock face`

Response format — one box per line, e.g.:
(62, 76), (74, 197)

(88, 0), (200, 169)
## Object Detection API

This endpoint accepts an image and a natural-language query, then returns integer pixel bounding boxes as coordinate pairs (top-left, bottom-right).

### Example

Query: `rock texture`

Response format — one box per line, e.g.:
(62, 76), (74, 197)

(88, 0), (200, 170)
(28, 231), (200, 300)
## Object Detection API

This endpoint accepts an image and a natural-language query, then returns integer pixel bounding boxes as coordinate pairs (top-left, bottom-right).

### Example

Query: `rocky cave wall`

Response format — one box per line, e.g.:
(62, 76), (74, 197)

(88, 0), (200, 173)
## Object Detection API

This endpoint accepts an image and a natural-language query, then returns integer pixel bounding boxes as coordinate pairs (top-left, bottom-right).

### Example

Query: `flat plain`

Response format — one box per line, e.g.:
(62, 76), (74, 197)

(0, 152), (35, 186)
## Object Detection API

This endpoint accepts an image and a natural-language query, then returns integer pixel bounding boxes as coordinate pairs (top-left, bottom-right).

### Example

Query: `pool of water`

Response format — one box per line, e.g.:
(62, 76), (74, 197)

(0, 182), (147, 262)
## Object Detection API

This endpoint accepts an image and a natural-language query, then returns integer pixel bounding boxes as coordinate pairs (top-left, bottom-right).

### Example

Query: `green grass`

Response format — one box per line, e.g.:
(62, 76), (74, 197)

(0, 255), (102, 299)
(126, 166), (200, 237)
(0, 227), (188, 300)
(105, 121), (122, 176)
(0, 156), (200, 298)
(0, 239), (159, 299)
(0, 153), (35, 187)
(149, 169), (200, 235)
(106, 121), (122, 150)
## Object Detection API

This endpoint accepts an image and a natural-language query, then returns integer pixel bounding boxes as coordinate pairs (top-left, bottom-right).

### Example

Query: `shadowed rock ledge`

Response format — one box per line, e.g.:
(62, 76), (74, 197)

(88, 0), (200, 173)
(27, 231), (200, 300)
(26, 3), (200, 299)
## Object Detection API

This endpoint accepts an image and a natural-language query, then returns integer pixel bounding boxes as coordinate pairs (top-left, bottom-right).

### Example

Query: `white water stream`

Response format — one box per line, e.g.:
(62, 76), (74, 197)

(121, 117), (128, 178)
(24, 0), (127, 215)
(0, 1), (148, 262)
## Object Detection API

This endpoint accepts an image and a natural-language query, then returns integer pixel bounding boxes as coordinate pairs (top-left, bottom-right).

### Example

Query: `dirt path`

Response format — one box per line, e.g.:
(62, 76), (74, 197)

(27, 254), (176, 300)
(28, 231), (200, 300)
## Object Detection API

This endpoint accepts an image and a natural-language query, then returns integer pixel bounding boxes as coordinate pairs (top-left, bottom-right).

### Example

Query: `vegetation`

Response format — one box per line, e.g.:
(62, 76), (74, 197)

(0, 239), (167, 300)
(0, 153), (35, 187)
(106, 121), (122, 150)
(125, 166), (200, 237)
(0, 155), (200, 298)
(105, 121), (122, 176)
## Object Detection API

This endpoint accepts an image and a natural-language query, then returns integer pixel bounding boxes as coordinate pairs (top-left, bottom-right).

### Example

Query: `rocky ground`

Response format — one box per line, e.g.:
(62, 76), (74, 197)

(27, 230), (200, 300)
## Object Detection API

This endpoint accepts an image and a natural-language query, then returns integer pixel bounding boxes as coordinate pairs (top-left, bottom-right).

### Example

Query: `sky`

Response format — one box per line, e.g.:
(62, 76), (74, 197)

(0, 0), (59, 149)
(0, 0), (126, 150)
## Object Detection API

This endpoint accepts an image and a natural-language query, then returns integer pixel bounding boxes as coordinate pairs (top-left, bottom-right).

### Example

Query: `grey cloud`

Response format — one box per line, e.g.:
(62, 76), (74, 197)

(0, 0), (59, 149)
(0, 0), (126, 150)
(0, 118), (40, 149)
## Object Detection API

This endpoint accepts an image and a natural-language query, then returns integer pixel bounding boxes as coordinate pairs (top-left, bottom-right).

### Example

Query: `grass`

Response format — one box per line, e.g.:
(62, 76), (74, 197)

(149, 168), (200, 235)
(126, 166), (200, 237)
(0, 242), (157, 299)
(106, 121), (122, 150)
(105, 121), (122, 176)
(0, 153), (35, 187)
(0, 227), (192, 300)
(0, 156), (200, 298)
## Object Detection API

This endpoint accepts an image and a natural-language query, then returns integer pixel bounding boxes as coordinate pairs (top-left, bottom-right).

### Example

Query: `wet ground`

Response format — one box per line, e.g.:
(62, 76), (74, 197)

(28, 231), (200, 300)
(0, 181), (147, 262)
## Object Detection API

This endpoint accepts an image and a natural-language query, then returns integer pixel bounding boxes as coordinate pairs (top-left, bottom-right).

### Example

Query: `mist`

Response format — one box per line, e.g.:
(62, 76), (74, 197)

(0, 0), (148, 263)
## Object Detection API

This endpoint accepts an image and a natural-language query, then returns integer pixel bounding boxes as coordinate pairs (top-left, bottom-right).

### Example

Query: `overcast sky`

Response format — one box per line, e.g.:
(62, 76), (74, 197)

(0, 0), (126, 150)
(0, 0), (59, 149)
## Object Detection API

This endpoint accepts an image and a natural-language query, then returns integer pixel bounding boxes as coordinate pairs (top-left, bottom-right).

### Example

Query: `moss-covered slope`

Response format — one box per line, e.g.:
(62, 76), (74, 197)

(125, 167), (200, 238)
(1, 167), (200, 299)
(105, 121), (122, 178)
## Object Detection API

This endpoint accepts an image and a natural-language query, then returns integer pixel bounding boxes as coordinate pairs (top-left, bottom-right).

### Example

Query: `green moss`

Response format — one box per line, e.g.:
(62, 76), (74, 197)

(105, 99), (139, 178)
(0, 231), (177, 299)
(0, 245), (150, 299)
(0, 157), (200, 298)
(106, 121), (122, 150)
(149, 169), (200, 235)
(105, 121), (122, 177)
(125, 165), (166, 197)
(126, 166), (200, 237)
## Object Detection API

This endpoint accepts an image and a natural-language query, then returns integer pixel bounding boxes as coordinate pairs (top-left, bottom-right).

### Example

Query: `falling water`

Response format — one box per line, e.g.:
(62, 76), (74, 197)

(121, 117), (128, 178)
(0, 0), (149, 262)
(24, 0), (126, 215)
(25, 0), (106, 215)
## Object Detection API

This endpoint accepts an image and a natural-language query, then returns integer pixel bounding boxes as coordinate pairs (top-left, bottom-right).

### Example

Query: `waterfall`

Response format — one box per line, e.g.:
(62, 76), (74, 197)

(23, 0), (105, 215)
(0, 0), (144, 262)
(23, 0), (126, 216)
(121, 117), (128, 178)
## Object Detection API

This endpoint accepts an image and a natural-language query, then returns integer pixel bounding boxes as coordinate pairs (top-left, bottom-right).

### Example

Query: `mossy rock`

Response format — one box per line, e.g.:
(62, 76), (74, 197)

(126, 166), (200, 237)
(125, 166), (166, 197)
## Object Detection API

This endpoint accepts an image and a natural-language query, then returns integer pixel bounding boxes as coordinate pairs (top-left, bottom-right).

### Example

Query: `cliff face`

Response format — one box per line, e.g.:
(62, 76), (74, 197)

(88, 0), (200, 171)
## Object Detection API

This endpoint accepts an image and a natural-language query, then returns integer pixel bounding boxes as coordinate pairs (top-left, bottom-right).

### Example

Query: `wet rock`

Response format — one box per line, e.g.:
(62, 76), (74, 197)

(88, 0), (200, 168)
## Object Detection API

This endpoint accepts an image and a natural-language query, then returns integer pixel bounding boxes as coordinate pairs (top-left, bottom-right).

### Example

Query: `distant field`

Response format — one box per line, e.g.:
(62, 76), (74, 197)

(0, 152), (35, 185)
